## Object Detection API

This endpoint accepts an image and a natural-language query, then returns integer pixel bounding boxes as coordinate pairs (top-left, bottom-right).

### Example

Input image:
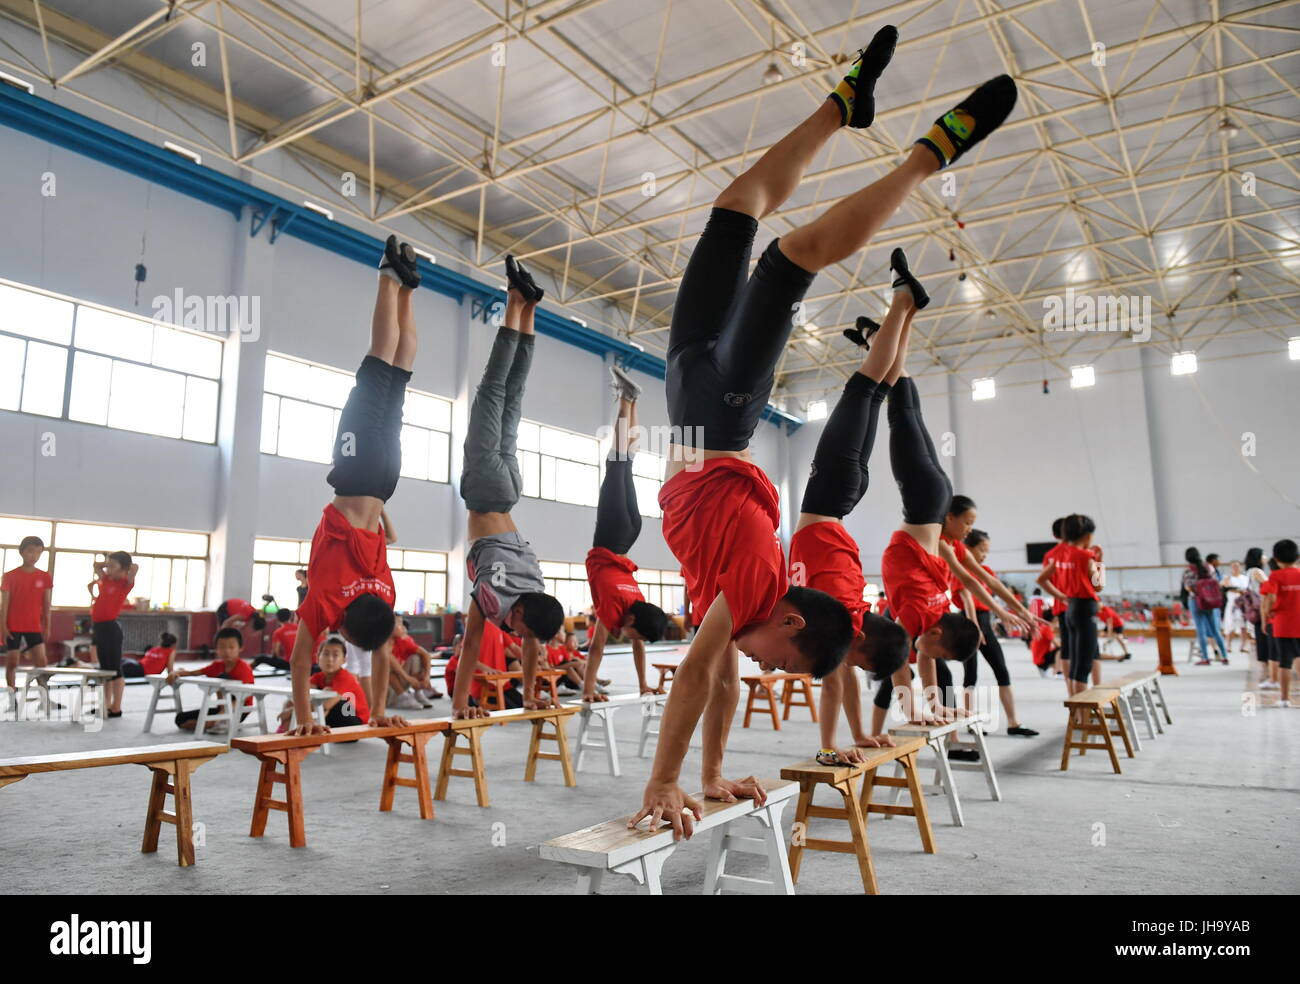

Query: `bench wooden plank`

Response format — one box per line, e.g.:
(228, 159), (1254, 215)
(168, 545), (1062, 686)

(0, 741), (227, 776)
(231, 720), (449, 753)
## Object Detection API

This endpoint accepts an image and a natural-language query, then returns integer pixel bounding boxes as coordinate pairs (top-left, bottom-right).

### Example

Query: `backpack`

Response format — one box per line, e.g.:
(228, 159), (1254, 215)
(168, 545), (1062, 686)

(1194, 573), (1223, 610)
(1236, 587), (1261, 624)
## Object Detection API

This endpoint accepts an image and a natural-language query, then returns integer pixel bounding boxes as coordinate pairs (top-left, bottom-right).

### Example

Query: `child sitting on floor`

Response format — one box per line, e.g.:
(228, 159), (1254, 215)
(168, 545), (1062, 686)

(123, 631), (178, 678)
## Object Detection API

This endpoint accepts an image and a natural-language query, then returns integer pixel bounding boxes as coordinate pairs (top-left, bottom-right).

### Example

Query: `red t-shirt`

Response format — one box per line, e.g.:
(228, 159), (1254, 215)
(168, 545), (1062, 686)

(881, 530), (953, 640)
(91, 575), (134, 622)
(221, 598), (256, 620)
(973, 565), (995, 612)
(546, 643), (568, 667)
(1098, 605), (1123, 628)
(658, 458), (788, 637)
(201, 658), (255, 705)
(311, 667), (370, 723)
(1261, 567), (1300, 638)
(1055, 544), (1099, 600)
(2, 567), (53, 633)
(446, 621), (511, 702)
(391, 634), (420, 663)
(296, 505), (395, 637)
(1042, 543), (1069, 615)
(271, 622), (299, 657)
(942, 536), (968, 600)
(1030, 622), (1056, 664)
(585, 547), (645, 632)
(875, 597), (888, 615)
(788, 522), (866, 634)
(140, 646), (174, 675)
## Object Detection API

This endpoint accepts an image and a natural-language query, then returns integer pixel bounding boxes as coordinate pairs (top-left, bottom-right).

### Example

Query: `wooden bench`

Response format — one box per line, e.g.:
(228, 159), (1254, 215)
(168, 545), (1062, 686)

(475, 669), (564, 711)
(781, 736), (934, 895)
(651, 662), (679, 691)
(888, 710), (1001, 827)
(0, 741), (227, 866)
(10, 666), (117, 724)
(435, 705), (580, 807)
(741, 673), (816, 730)
(1061, 688), (1135, 774)
(232, 720), (450, 847)
(538, 779), (799, 895)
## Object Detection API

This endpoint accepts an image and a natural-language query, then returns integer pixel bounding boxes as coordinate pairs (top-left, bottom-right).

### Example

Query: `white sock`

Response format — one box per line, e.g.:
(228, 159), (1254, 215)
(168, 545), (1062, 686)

(892, 279), (912, 297)
(379, 265), (403, 285)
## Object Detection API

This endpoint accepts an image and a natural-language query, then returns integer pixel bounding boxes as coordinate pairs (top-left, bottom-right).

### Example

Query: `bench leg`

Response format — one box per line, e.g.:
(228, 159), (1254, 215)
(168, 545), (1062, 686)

(141, 767), (168, 856)
(930, 738), (964, 827)
(412, 734), (435, 819)
(254, 694), (270, 735)
(525, 719), (543, 782)
(1150, 678), (1173, 725)
(1110, 702), (1136, 758)
(967, 723), (1002, 801)
(380, 738), (401, 813)
(435, 731), (456, 801)
(143, 679), (162, 733)
(284, 749), (309, 845)
(171, 761), (197, 866)
(601, 710), (620, 778)
(250, 756), (278, 838)
(574, 868), (605, 895)
(742, 684), (756, 729)
(766, 683), (780, 731)
(839, 778), (878, 895)
(555, 715), (577, 787)
(787, 782), (814, 885)
(469, 728), (490, 807)
(1060, 712), (1075, 771)
(1095, 706), (1122, 774)
(1141, 685), (1164, 736)
(575, 708), (591, 772)
(1118, 695), (1142, 753)
(618, 846), (673, 895)
(901, 752), (937, 854)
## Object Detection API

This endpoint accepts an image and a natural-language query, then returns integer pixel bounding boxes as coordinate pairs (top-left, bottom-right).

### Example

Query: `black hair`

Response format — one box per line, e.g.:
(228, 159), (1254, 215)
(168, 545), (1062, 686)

(402, 618), (412, 629)
(276, 608), (293, 622)
(858, 612), (908, 681)
(159, 631), (178, 648)
(1184, 546), (1203, 566)
(949, 494), (976, 518)
(295, 569), (307, 579)
(320, 633), (347, 654)
(1032, 587), (1042, 596)
(1244, 547), (1264, 570)
(1205, 553), (1220, 566)
(251, 614), (267, 632)
(1062, 514), (1095, 542)
(107, 550), (132, 568)
(1274, 539), (1299, 565)
(19, 535), (44, 551)
(215, 626), (244, 647)
(964, 528), (989, 550)
(936, 612), (980, 662)
(626, 600), (668, 643)
(341, 592), (397, 651)
(1051, 517), (1065, 539)
(515, 592), (565, 642)
(783, 586), (852, 679)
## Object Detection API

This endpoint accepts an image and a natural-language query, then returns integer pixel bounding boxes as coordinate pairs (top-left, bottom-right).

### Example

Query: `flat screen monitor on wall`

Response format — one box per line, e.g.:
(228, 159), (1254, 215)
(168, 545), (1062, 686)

(1025, 542), (1056, 565)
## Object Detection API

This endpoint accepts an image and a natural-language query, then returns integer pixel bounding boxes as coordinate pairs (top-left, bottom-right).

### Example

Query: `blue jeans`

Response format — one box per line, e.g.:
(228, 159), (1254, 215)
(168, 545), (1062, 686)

(1191, 600), (1228, 659)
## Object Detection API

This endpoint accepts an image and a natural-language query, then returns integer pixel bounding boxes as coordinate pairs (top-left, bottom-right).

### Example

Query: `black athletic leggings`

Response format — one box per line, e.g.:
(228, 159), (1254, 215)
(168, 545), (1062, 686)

(593, 457), (642, 555)
(873, 660), (962, 710)
(1252, 618), (1270, 663)
(1067, 597), (1099, 683)
(887, 378), (953, 526)
(967, 609), (1012, 687)
(667, 207), (816, 451)
(801, 372), (890, 517)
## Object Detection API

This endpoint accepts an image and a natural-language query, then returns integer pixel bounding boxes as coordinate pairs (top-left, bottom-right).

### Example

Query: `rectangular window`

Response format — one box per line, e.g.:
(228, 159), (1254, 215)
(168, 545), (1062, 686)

(517, 420), (600, 507)
(0, 278), (222, 443)
(0, 515), (208, 610)
(261, 352), (452, 483)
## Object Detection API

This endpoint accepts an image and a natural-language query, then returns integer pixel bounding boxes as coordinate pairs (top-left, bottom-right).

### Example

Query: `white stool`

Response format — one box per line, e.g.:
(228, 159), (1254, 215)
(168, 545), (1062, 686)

(639, 692), (668, 758)
(142, 675), (184, 733)
(574, 702), (623, 777)
(889, 712), (1001, 827)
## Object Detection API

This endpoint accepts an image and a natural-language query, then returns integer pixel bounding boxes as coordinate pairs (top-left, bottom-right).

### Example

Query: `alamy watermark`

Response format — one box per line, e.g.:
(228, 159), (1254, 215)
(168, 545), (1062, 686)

(1042, 288), (1151, 343)
(151, 288), (262, 342)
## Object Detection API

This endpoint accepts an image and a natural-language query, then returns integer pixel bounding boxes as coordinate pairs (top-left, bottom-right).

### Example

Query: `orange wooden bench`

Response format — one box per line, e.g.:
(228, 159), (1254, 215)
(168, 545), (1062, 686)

(436, 705), (580, 807)
(232, 720), (449, 847)
(741, 673), (817, 730)
(1061, 687), (1136, 774)
(476, 669), (565, 711)
(0, 741), (227, 866)
(651, 662), (679, 691)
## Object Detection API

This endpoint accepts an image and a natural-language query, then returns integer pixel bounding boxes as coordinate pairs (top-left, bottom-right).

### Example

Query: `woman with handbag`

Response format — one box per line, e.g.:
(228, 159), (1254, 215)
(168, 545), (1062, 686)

(1183, 547), (1229, 665)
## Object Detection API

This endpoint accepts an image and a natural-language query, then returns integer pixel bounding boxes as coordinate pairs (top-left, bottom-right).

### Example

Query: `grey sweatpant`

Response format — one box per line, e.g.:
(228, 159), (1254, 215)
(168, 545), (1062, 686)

(461, 327), (534, 513)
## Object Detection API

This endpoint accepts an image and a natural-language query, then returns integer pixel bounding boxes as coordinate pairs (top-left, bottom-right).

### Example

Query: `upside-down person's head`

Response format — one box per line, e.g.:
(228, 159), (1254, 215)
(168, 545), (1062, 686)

(341, 593), (397, 651)
(852, 613), (909, 681)
(622, 601), (668, 643)
(913, 612), (980, 664)
(214, 626), (243, 664)
(742, 586), (852, 678)
(506, 592), (565, 643)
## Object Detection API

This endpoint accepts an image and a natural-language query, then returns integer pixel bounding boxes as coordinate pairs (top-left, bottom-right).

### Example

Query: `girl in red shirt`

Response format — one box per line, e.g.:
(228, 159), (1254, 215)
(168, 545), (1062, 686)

(87, 550), (137, 717)
(1037, 514), (1102, 694)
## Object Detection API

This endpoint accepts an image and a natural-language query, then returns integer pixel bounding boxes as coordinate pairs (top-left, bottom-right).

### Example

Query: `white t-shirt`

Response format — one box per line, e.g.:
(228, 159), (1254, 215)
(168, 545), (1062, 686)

(344, 640), (372, 677)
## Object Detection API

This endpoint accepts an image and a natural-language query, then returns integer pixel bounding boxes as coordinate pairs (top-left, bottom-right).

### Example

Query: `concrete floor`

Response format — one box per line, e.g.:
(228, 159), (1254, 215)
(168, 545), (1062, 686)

(3, 636), (1297, 895)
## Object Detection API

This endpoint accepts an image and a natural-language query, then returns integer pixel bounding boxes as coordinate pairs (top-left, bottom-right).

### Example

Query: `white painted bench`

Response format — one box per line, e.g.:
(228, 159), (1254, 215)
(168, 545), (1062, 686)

(538, 779), (798, 895)
(1105, 670), (1169, 740)
(8, 666), (116, 725)
(180, 677), (337, 751)
(639, 692), (668, 758)
(888, 711), (1001, 827)
(566, 693), (668, 777)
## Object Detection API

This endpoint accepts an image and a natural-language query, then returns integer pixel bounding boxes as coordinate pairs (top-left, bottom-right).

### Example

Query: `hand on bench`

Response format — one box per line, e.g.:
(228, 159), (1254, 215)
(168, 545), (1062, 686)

(855, 734), (897, 748)
(289, 721), (331, 737)
(453, 704), (491, 720)
(580, 690), (610, 703)
(631, 779), (704, 839)
(702, 774), (767, 806)
(371, 713), (410, 728)
(523, 694), (558, 711)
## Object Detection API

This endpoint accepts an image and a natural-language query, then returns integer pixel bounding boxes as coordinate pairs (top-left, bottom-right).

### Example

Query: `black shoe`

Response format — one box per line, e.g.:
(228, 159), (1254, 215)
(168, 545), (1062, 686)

(842, 315), (882, 349)
(505, 255), (544, 303)
(106, 710), (123, 719)
(890, 247), (930, 309)
(845, 26), (899, 129)
(379, 234), (421, 289)
(916, 73), (1018, 169)
(1008, 725), (1038, 737)
(947, 748), (980, 762)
